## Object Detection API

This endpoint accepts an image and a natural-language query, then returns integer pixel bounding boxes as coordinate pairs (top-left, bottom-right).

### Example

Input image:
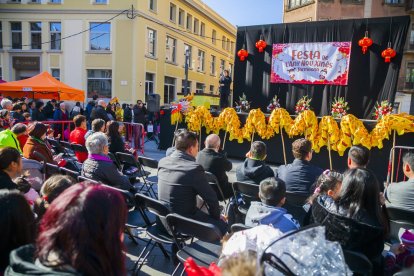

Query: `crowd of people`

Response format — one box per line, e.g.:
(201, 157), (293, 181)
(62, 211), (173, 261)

(0, 95), (413, 275)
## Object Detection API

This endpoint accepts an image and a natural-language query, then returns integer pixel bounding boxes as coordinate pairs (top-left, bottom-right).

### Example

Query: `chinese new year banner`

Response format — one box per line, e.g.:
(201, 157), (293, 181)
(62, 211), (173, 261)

(271, 42), (352, 85)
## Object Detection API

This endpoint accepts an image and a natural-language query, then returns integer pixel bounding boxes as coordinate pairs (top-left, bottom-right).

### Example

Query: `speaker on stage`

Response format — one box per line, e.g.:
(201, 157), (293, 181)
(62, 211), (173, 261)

(147, 94), (160, 112)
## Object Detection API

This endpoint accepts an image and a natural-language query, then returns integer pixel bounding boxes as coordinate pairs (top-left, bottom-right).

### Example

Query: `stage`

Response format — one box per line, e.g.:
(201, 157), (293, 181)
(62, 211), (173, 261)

(159, 108), (413, 185)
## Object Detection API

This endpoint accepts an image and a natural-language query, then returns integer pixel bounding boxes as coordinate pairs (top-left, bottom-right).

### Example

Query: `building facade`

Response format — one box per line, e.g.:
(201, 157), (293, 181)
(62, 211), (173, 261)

(0, 0), (236, 105)
(283, 0), (414, 113)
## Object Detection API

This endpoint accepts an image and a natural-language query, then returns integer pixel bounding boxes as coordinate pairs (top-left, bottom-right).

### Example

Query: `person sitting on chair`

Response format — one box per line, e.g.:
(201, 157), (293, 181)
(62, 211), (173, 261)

(245, 177), (299, 233)
(385, 152), (414, 212)
(347, 145), (370, 169)
(0, 123), (28, 153)
(82, 132), (134, 192)
(276, 138), (323, 194)
(0, 147), (23, 190)
(196, 134), (233, 199)
(69, 115), (88, 163)
(158, 129), (227, 235)
(85, 118), (105, 140)
(236, 141), (274, 185)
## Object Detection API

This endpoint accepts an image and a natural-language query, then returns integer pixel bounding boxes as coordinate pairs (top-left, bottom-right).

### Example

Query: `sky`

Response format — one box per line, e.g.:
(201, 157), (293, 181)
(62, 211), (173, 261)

(201, 0), (283, 27)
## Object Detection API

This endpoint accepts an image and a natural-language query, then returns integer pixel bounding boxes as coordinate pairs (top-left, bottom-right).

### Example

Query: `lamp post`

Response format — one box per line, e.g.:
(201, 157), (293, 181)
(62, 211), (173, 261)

(184, 49), (189, 96)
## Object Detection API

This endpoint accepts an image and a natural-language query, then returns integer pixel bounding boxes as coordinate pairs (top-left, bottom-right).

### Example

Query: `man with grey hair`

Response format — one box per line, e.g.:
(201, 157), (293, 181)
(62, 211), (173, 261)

(90, 99), (110, 122)
(196, 134), (233, 199)
(82, 132), (134, 191)
(0, 98), (13, 111)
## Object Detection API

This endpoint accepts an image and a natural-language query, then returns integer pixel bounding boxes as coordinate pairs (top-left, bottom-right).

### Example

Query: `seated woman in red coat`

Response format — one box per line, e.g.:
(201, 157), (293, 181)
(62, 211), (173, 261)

(69, 115), (88, 162)
(23, 122), (61, 165)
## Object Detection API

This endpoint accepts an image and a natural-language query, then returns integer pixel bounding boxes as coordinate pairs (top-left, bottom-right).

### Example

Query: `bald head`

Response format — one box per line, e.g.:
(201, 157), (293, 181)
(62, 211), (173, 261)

(205, 134), (220, 151)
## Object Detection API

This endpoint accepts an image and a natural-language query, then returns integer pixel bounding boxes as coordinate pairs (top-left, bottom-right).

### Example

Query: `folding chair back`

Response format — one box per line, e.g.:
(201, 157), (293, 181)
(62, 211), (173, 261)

(60, 167), (80, 181)
(205, 171), (227, 203)
(166, 213), (222, 242)
(284, 191), (309, 225)
(387, 206), (414, 242)
(135, 193), (170, 219)
(45, 162), (61, 179)
(59, 140), (74, 156)
(77, 175), (100, 184)
(343, 250), (372, 276)
(138, 156), (159, 169)
(230, 223), (251, 233)
(108, 152), (121, 170)
(101, 183), (135, 209)
(116, 152), (138, 167)
(70, 143), (88, 153)
(46, 138), (65, 154)
(32, 151), (47, 163)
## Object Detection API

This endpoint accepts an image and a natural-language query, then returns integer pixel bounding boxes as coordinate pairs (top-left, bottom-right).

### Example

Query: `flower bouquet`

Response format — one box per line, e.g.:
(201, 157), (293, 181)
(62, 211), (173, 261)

(235, 93), (251, 113)
(295, 96), (312, 114)
(331, 97), (349, 119)
(373, 100), (393, 120)
(267, 95), (281, 112)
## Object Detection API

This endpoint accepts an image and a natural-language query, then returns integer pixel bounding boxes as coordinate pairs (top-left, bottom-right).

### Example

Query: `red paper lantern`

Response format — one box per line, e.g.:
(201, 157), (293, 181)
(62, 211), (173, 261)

(237, 48), (248, 61)
(255, 39), (267, 53)
(358, 36), (373, 54)
(381, 47), (396, 63)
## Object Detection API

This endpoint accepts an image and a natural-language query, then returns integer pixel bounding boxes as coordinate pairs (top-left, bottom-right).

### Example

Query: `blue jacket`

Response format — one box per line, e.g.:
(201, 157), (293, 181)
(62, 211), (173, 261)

(275, 159), (323, 194)
(245, 201), (300, 233)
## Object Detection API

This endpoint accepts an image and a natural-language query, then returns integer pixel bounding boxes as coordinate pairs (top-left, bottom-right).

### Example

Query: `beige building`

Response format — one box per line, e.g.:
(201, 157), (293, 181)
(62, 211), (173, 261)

(0, 0), (236, 105)
(283, 0), (414, 113)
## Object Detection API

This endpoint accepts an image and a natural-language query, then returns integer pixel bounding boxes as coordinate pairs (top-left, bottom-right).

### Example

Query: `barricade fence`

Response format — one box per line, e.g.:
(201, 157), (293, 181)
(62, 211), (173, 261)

(386, 145), (414, 185)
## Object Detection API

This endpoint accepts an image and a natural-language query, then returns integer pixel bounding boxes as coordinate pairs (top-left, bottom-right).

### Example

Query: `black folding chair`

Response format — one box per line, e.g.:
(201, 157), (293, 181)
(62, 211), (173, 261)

(108, 152), (122, 171)
(205, 171), (227, 204)
(77, 175), (100, 184)
(386, 206), (414, 243)
(46, 138), (66, 155)
(232, 181), (260, 215)
(59, 140), (75, 156)
(167, 213), (223, 275)
(133, 193), (174, 273)
(45, 163), (61, 179)
(230, 223), (251, 233)
(60, 167), (80, 180)
(343, 250), (373, 276)
(137, 156), (159, 196)
(284, 191), (309, 226)
(70, 143), (88, 153)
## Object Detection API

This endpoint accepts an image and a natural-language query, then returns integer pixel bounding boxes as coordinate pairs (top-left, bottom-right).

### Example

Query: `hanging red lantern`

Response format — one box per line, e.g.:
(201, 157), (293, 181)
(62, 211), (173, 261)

(381, 43), (396, 63)
(358, 31), (373, 54)
(237, 48), (248, 61)
(255, 37), (267, 53)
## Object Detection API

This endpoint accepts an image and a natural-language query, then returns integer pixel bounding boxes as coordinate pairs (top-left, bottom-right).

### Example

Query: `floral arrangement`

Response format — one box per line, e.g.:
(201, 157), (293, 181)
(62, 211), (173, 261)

(331, 97), (349, 119)
(373, 100), (393, 120)
(295, 96), (312, 114)
(235, 93), (251, 113)
(267, 95), (281, 112)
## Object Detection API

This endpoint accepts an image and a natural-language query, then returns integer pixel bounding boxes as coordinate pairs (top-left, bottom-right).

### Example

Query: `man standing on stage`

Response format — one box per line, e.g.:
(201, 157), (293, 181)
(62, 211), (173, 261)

(219, 69), (232, 109)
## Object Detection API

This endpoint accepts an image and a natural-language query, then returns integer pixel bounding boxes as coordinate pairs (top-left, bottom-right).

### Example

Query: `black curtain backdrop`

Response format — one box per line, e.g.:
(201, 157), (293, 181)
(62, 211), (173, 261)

(233, 16), (410, 118)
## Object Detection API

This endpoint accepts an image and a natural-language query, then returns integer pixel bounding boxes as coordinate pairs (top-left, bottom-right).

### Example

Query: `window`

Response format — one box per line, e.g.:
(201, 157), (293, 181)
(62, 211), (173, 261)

(49, 0), (62, 3)
(169, 3), (176, 23)
(210, 55), (216, 75)
(200, 23), (205, 38)
(186, 14), (192, 31)
(288, 0), (314, 9)
(0, 22), (2, 49)
(220, 59), (225, 71)
(30, 0), (41, 3)
(51, 68), (60, 80)
(87, 69), (112, 99)
(178, 9), (185, 26)
(165, 36), (176, 63)
(384, 0), (404, 4)
(193, 18), (199, 34)
(230, 41), (234, 53)
(89, 22), (110, 51)
(197, 50), (205, 72)
(145, 73), (155, 101)
(181, 79), (192, 94)
(164, 76), (176, 103)
(212, 30), (216, 44)
(184, 44), (192, 68)
(94, 0), (107, 3)
(196, 82), (205, 94)
(229, 63), (233, 75)
(149, 0), (157, 11)
(147, 28), (157, 57)
(222, 36), (226, 49)
(209, 85), (214, 94)
(226, 38), (230, 51)
(9, 0), (21, 2)
(11, 22), (22, 49)
(50, 22), (61, 50)
(30, 22), (42, 50)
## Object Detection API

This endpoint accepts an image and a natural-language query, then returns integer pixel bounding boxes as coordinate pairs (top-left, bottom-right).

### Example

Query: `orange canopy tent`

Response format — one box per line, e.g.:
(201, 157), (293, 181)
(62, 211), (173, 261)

(0, 71), (85, 102)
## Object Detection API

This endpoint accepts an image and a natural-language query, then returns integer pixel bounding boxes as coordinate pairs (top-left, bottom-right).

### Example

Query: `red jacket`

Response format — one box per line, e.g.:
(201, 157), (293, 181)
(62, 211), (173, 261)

(17, 134), (28, 149)
(69, 127), (88, 162)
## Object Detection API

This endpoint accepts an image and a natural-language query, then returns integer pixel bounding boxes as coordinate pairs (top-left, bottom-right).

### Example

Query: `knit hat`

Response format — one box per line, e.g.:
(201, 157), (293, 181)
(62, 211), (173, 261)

(401, 229), (414, 248)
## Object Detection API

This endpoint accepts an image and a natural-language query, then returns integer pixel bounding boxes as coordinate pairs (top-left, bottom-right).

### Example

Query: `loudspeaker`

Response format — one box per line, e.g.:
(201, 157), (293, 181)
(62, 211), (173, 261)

(147, 94), (160, 112)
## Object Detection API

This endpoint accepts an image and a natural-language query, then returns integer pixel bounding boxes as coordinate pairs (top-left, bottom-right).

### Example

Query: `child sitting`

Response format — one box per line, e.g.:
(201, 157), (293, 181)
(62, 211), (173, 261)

(385, 229), (414, 275)
(245, 177), (300, 233)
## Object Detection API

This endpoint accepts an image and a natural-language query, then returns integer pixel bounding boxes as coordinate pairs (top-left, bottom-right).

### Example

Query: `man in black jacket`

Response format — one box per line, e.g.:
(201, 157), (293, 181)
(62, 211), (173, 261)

(158, 129), (227, 235)
(123, 103), (132, 123)
(196, 134), (233, 199)
(276, 138), (323, 194)
(43, 99), (56, 119)
(133, 100), (147, 124)
(90, 100), (110, 122)
(236, 141), (274, 185)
